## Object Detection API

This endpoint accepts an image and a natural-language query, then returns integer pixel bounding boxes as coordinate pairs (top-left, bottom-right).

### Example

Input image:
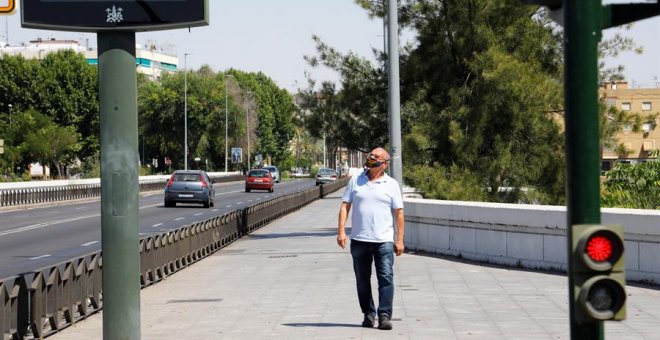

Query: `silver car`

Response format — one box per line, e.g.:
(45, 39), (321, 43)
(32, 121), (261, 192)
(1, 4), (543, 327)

(164, 170), (215, 208)
(316, 168), (338, 185)
(263, 166), (280, 183)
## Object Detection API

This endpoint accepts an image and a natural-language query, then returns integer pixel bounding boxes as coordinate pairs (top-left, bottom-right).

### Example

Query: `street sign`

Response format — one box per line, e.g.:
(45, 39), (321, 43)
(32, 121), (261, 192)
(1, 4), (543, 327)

(21, 0), (208, 32)
(0, 0), (15, 14)
(231, 147), (242, 164)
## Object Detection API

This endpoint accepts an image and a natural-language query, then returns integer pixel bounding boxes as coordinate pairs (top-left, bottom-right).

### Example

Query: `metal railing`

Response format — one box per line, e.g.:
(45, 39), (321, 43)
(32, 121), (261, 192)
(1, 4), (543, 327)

(0, 175), (245, 208)
(0, 177), (348, 339)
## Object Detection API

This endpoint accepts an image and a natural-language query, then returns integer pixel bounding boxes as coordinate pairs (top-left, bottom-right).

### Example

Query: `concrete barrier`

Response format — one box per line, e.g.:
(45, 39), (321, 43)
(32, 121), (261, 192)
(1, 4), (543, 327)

(403, 198), (660, 285)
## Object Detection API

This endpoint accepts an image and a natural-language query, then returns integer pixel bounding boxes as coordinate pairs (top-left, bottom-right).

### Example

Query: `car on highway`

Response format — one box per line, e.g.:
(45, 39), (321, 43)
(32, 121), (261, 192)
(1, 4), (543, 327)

(263, 165), (280, 183)
(164, 170), (215, 208)
(315, 168), (338, 185)
(245, 169), (274, 192)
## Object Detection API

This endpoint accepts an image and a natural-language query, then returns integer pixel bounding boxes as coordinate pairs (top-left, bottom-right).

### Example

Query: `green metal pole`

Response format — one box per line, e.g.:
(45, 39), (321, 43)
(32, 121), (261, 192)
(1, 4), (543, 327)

(564, 1), (603, 339)
(98, 32), (141, 340)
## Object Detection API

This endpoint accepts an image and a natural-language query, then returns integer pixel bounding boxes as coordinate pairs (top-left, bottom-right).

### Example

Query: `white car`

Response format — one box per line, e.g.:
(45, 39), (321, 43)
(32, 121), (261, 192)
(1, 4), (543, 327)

(263, 166), (280, 183)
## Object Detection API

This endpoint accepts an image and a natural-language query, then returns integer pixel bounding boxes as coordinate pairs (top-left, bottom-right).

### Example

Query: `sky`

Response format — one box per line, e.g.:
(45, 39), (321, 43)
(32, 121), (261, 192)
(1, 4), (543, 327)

(1, 0), (390, 93)
(1, 1), (659, 91)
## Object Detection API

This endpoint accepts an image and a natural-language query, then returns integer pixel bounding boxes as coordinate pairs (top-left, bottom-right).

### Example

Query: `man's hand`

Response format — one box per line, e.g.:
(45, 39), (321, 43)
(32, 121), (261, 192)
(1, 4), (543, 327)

(337, 232), (348, 249)
(394, 240), (404, 256)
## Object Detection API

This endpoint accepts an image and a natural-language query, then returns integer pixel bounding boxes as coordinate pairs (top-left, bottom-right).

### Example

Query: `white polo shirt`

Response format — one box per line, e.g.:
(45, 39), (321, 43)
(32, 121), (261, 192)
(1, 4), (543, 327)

(341, 171), (404, 243)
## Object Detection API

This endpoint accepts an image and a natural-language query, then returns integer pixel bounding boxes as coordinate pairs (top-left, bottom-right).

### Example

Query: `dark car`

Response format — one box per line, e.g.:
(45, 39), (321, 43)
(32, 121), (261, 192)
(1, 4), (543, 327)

(263, 165), (280, 183)
(316, 168), (338, 185)
(245, 169), (274, 192)
(164, 170), (215, 208)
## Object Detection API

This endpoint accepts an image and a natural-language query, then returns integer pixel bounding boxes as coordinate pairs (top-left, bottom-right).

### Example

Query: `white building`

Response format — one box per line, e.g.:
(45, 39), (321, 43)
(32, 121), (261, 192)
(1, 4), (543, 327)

(0, 38), (178, 80)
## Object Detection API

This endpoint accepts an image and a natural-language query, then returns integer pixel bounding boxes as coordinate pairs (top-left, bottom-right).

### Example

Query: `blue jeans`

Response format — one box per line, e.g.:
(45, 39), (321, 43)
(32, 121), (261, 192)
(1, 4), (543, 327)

(350, 240), (394, 318)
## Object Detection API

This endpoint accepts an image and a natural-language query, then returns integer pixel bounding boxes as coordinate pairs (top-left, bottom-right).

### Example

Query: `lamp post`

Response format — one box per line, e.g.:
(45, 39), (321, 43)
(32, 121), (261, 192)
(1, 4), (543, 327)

(183, 53), (192, 170)
(224, 74), (234, 173)
(247, 91), (252, 170)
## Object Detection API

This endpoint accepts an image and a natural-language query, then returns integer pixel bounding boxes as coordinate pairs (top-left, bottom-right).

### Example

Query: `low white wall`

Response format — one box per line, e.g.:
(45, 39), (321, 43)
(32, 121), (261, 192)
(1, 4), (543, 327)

(403, 198), (660, 285)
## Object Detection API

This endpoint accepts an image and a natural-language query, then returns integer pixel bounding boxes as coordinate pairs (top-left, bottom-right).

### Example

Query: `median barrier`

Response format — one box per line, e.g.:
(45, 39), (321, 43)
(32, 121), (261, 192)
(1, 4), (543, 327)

(0, 173), (245, 208)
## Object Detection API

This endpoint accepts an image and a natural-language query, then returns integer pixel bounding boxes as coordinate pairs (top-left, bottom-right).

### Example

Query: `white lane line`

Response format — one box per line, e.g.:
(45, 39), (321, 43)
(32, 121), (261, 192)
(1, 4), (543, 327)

(194, 213), (203, 216)
(174, 217), (184, 221)
(212, 209), (219, 212)
(30, 254), (51, 260)
(256, 197), (262, 200)
(0, 214), (99, 237)
(75, 207), (85, 210)
(152, 223), (163, 227)
(248, 200), (253, 202)
(236, 202), (243, 205)
(225, 205), (232, 208)
(214, 189), (243, 197)
(81, 241), (99, 247)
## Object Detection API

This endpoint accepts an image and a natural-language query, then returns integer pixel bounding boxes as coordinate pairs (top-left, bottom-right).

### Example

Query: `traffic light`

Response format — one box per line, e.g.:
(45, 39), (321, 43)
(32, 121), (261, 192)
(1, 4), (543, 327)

(571, 224), (626, 324)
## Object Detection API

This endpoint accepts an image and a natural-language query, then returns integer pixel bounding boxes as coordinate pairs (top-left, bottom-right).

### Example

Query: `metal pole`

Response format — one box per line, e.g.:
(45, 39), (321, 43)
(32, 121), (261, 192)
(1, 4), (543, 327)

(183, 53), (191, 170)
(387, 0), (403, 186)
(7, 104), (11, 129)
(564, 2), (603, 339)
(246, 94), (251, 170)
(225, 74), (231, 172)
(97, 31), (141, 340)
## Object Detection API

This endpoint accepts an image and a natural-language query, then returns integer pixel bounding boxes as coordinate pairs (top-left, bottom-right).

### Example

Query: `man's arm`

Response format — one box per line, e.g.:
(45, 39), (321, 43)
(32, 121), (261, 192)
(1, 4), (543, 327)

(393, 208), (405, 256)
(337, 202), (351, 249)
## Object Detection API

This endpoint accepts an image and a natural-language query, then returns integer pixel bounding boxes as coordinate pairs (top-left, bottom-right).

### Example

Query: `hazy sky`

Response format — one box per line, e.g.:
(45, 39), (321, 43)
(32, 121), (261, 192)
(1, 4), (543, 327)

(2, 1), (659, 91)
(2, 0), (388, 92)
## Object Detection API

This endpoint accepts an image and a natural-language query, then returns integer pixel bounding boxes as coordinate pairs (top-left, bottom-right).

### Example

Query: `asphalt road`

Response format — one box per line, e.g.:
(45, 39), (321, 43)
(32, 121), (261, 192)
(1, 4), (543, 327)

(0, 179), (317, 279)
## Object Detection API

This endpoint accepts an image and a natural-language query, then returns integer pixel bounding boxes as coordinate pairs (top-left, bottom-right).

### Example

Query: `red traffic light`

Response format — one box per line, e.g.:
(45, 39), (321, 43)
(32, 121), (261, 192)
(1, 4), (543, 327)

(586, 235), (614, 262)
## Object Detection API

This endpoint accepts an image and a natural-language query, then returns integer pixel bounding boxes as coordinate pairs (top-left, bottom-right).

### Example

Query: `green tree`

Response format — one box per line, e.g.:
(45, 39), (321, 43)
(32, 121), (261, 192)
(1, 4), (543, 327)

(601, 161), (660, 209)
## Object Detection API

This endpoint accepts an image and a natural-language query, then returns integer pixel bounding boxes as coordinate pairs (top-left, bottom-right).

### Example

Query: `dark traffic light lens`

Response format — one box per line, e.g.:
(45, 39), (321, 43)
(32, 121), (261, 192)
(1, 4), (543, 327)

(586, 235), (613, 262)
(588, 284), (615, 311)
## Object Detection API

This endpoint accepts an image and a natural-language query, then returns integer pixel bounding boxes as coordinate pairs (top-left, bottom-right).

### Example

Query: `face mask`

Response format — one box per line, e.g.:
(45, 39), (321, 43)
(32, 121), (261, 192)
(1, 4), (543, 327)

(365, 154), (388, 168)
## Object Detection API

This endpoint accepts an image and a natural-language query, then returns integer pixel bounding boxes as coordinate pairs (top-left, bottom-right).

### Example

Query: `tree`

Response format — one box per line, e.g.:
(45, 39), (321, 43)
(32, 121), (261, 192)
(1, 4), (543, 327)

(601, 161), (660, 209)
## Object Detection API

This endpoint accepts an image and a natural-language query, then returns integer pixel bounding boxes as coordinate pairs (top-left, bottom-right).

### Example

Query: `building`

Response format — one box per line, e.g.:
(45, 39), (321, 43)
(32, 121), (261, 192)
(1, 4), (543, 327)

(600, 81), (660, 171)
(0, 38), (177, 80)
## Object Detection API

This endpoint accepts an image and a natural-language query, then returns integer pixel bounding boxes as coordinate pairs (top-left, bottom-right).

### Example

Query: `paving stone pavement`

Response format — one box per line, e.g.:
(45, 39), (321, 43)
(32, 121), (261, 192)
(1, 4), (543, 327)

(51, 192), (660, 339)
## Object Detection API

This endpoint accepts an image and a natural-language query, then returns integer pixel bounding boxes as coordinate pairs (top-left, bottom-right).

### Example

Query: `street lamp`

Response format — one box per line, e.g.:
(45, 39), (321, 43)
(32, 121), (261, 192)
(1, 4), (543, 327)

(183, 53), (192, 170)
(246, 91), (253, 170)
(224, 74), (234, 173)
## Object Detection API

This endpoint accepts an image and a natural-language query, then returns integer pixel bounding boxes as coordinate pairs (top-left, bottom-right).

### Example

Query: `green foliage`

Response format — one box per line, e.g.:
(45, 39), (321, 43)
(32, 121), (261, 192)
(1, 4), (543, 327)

(404, 164), (488, 202)
(601, 161), (660, 209)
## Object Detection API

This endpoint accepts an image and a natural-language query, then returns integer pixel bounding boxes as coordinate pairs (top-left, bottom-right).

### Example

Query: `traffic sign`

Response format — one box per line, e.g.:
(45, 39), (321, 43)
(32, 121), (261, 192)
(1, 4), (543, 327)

(21, 0), (208, 32)
(0, 0), (15, 14)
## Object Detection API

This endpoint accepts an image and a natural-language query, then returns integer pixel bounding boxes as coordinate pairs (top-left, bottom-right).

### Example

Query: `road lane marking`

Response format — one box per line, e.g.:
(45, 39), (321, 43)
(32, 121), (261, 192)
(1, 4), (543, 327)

(236, 202), (243, 205)
(152, 223), (163, 227)
(174, 217), (184, 221)
(225, 205), (232, 208)
(212, 209), (218, 212)
(30, 255), (51, 260)
(81, 241), (99, 247)
(0, 214), (99, 237)
(194, 213), (203, 216)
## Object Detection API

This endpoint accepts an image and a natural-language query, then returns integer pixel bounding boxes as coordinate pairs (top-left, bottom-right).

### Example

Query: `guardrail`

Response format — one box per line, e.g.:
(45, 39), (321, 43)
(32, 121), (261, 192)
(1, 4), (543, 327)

(0, 177), (348, 339)
(0, 174), (246, 208)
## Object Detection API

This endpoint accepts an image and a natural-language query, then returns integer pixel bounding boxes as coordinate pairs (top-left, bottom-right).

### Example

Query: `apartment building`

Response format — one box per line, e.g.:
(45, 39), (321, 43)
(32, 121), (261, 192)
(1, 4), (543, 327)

(0, 38), (177, 80)
(600, 81), (659, 172)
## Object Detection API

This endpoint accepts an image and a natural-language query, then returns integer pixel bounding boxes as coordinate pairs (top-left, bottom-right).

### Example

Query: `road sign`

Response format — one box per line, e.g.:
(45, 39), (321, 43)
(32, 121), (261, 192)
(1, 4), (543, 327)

(21, 0), (208, 32)
(0, 0), (15, 14)
(231, 147), (243, 164)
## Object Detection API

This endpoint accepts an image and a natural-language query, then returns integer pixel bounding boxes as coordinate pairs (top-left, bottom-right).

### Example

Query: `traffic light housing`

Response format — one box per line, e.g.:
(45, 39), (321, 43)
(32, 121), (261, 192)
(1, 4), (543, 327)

(571, 224), (626, 324)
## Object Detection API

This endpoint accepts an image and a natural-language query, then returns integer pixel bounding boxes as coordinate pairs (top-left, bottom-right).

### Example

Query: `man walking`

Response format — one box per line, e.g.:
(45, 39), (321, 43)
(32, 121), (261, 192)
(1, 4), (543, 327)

(337, 147), (405, 330)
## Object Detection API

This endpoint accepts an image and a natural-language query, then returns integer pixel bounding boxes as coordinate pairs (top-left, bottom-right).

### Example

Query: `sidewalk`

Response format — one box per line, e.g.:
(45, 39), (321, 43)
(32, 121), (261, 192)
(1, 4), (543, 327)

(52, 192), (660, 339)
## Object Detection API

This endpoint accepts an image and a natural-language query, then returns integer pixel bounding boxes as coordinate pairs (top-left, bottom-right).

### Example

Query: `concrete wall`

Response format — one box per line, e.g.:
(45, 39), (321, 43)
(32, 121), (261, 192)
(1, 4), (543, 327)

(403, 198), (660, 285)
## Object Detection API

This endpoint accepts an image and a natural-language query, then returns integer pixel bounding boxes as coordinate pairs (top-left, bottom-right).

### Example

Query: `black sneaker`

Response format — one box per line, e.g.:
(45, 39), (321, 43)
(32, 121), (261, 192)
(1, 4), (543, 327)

(361, 313), (375, 328)
(378, 313), (393, 330)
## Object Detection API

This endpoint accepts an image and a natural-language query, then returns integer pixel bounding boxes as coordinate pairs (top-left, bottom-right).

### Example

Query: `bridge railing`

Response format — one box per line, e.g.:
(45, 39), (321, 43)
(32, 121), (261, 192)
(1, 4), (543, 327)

(0, 174), (245, 208)
(0, 177), (348, 339)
